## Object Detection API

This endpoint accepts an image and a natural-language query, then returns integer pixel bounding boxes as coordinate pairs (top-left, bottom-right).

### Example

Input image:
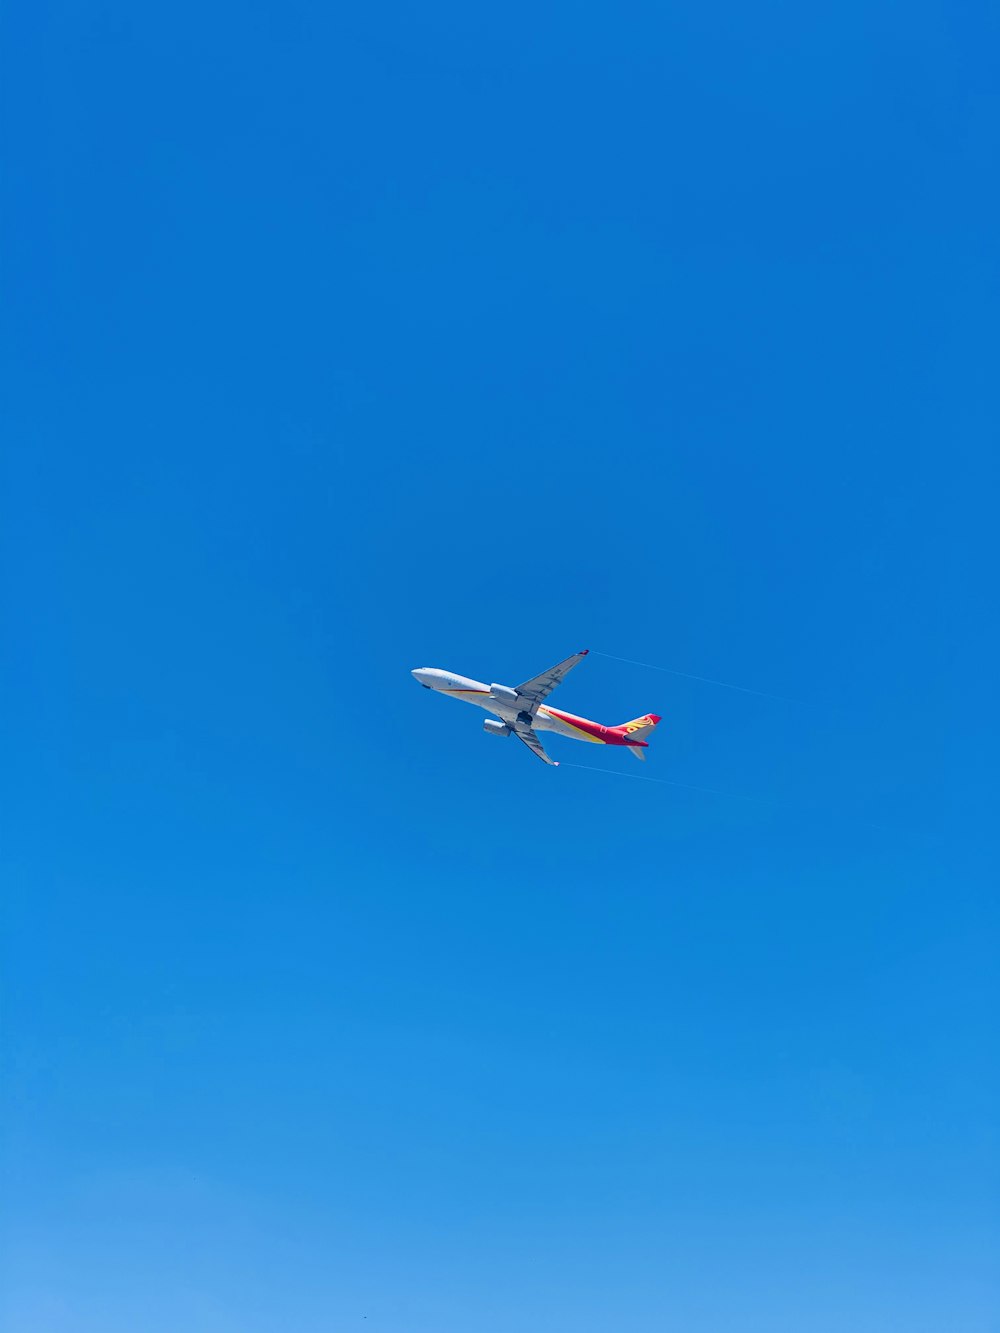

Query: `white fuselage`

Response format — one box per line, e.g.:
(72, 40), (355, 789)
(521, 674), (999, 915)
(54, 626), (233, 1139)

(410, 668), (607, 744)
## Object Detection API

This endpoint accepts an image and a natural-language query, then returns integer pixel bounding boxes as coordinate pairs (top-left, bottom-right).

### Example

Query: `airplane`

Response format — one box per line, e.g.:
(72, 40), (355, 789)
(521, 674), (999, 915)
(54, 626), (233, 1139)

(410, 649), (661, 766)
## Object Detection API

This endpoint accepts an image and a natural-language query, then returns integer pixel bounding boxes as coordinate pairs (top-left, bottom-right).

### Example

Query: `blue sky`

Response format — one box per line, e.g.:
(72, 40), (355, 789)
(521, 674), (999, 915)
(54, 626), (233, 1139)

(2, 1), (998, 1329)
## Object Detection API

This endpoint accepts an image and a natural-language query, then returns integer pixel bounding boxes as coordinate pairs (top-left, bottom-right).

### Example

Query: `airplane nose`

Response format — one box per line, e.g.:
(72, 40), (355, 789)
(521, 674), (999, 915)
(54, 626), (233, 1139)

(411, 668), (434, 688)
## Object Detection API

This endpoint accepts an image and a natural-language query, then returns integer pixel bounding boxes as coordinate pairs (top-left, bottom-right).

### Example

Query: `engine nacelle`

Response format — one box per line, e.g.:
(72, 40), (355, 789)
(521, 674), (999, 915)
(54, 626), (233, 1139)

(489, 683), (519, 705)
(483, 718), (511, 738)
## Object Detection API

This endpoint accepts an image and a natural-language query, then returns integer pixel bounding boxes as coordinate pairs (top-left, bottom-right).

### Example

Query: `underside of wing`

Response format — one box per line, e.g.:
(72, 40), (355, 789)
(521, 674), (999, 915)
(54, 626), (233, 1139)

(512, 723), (558, 765)
(516, 649), (589, 710)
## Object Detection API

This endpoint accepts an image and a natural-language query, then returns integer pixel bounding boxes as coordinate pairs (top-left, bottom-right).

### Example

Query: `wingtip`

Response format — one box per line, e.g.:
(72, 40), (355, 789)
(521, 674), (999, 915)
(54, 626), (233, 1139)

(580, 648), (589, 656)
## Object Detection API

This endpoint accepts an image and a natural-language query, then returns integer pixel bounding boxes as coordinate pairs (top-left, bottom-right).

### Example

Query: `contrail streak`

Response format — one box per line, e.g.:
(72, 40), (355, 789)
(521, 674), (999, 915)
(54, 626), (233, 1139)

(590, 650), (806, 705)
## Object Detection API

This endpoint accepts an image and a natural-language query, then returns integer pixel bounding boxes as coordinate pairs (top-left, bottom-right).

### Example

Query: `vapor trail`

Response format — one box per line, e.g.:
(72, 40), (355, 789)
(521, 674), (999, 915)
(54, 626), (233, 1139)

(590, 650), (805, 705)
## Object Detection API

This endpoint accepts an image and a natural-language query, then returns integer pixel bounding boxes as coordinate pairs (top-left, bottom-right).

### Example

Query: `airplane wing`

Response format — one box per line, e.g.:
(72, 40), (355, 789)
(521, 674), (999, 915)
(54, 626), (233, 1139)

(512, 721), (559, 766)
(516, 649), (589, 711)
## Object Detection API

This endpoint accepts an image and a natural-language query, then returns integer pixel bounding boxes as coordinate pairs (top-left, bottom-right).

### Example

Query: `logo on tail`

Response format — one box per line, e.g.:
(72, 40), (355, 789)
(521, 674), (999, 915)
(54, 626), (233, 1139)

(621, 713), (662, 736)
(618, 713), (662, 761)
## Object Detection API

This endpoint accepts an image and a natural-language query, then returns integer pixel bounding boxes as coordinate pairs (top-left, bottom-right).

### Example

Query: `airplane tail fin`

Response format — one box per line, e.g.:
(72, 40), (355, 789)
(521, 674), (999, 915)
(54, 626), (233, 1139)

(619, 714), (662, 758)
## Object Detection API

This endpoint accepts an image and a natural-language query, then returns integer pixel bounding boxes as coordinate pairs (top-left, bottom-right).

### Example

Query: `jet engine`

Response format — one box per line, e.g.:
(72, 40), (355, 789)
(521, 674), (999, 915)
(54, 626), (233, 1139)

(483, 718), (511, 738)
(489, 683), (519, 705)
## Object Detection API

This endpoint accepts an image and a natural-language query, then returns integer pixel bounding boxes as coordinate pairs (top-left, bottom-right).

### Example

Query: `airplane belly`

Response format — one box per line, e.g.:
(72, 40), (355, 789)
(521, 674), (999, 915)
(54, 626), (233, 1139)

(535, 709), (605, 743)
(438, 675), (493, 707)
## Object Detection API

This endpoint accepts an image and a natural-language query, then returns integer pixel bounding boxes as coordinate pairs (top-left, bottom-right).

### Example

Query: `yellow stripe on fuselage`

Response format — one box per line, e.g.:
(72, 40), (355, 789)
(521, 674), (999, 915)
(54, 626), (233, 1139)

(538, 706), (605, 744)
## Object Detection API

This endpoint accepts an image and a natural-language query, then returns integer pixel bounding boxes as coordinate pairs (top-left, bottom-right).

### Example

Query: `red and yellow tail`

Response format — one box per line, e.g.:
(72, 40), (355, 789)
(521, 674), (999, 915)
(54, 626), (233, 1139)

(618, 713), (662, 761)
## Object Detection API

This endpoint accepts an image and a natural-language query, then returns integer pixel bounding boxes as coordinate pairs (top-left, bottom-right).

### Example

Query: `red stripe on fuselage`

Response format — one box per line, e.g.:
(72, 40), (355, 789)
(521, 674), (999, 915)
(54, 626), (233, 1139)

(542, 706), (647, 747)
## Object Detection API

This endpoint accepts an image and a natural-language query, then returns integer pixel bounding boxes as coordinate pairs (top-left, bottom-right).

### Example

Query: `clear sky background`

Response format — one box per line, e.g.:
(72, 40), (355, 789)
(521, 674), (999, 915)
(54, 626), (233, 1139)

(3, 2), (998, 1330)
